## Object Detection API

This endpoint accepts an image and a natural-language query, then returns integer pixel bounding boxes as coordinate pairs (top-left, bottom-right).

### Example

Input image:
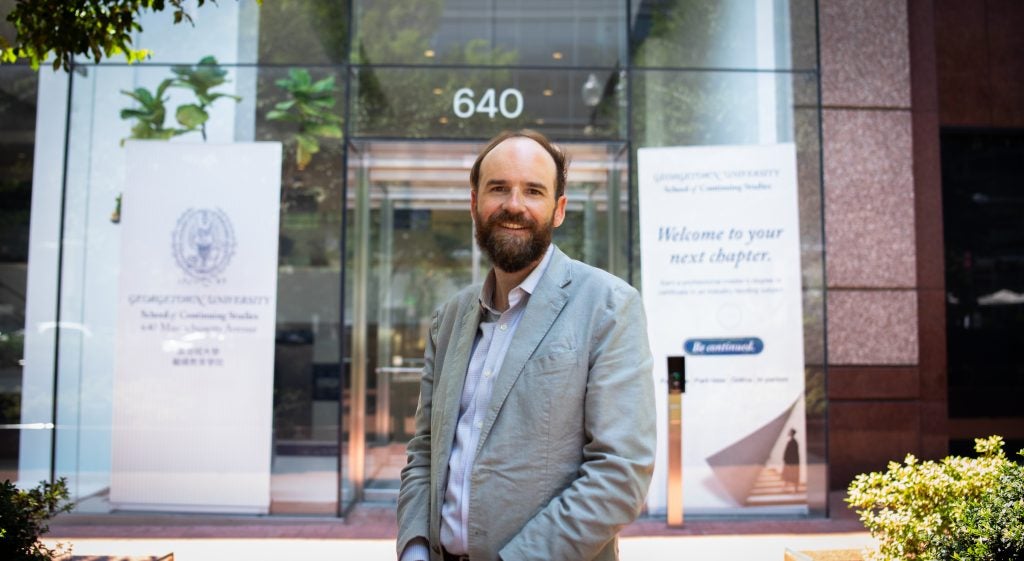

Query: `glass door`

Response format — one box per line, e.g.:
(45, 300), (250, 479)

(344, 139), (629, 505)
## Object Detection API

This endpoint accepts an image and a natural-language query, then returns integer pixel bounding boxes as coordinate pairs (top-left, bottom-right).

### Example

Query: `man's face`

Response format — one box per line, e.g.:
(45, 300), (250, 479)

(471, 137), (567, 273)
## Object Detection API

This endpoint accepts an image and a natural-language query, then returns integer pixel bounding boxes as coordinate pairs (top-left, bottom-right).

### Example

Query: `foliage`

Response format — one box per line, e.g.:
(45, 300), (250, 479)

(847, 435), (1022, 561)
(0, 330), (25, 369)
(0, 0), (223, 71)
(169, 55), (241, 140)
(0, 392), (19, 425)
(120, 56), (238, 143)
(631, 1), (760, 147)
(0, 478), (74, 560)
(930, 460), (1024, 560)
(256, 0), (347, 65)
(266, 68), (342, 171)
(350, 0), (522, 138)
(119, 78), (184, 141)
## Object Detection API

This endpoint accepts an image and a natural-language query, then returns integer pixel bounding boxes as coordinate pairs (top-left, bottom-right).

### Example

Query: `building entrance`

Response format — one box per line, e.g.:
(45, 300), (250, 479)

(342, 139), (629, 508)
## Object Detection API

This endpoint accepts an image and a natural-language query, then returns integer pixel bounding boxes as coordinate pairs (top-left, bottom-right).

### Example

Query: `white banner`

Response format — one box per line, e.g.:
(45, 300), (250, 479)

(111, 142), (282, 513)
(639, 144), (807, 515)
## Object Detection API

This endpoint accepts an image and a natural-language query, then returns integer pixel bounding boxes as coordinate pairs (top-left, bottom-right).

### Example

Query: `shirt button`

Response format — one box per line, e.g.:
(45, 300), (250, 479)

(475, 421), (483, 429)
(484, 369), (492, 378)
(499, 324), (508, 331)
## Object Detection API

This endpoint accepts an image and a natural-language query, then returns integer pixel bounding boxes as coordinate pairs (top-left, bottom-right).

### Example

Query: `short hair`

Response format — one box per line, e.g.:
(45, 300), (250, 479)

(469, 129), (568, 199)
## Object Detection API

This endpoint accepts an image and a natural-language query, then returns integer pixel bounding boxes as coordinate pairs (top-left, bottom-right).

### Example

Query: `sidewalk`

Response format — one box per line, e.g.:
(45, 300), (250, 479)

(44, 495), (874, 561)
(44, 533), (876, 561)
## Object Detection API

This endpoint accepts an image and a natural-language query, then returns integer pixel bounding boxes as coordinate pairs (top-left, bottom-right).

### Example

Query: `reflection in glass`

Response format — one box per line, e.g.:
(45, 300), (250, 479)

(352, 67), (625, 140)
(344, 140), (629, 503)
(353, 0), (626, 67)
(0, 67), (38, 484)
(256, 67), (346, 515)
(943, 129), (1024, 419)
(258, 0), (349, 65)
(631, 0), (817, 71)
(49, 63), (347, 515)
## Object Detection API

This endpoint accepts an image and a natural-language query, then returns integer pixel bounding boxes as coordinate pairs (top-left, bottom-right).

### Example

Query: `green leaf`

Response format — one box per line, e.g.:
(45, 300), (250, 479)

(266, 109), (295, 122)
(310, 76), (337, 93)
(120, 109), (150, 120)
(296, 142), (315, 171)
(129, 87), (155, 105)
(204, 92), (242, 103)
(288, 68), (312, 87)
(305, 123), (343, 139)
(155, 78), (175, 99)
(175, 104), (209, 129)
(296, 133), (320, 155)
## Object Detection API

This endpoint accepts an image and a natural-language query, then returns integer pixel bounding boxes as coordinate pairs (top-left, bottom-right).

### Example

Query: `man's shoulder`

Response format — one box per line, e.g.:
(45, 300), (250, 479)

(435, 282), (482, 316)
(559, 252), (639, 299)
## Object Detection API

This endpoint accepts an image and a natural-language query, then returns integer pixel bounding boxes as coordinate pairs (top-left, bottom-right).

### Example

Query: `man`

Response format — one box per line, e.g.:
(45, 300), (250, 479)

(397, 130), (656, 561)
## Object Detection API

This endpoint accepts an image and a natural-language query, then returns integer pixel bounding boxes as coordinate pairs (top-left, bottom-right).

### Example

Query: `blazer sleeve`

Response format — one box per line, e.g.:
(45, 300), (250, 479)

(396, 307), (440, 557)
(499, 284), (657, 561)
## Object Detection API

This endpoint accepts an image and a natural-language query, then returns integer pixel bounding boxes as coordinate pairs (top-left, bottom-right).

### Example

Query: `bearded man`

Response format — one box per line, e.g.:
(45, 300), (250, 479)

(397, 130), (656, 561)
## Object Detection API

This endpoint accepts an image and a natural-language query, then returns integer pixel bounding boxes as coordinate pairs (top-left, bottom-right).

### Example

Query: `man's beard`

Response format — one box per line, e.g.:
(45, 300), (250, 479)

(473, 208), (554, 273)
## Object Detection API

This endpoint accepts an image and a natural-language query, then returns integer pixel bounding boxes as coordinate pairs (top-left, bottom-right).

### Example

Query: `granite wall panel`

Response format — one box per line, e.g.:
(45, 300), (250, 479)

(820, 0), (911, 108)
(823, 110), (917, 288)
(827, 289), (918, 365)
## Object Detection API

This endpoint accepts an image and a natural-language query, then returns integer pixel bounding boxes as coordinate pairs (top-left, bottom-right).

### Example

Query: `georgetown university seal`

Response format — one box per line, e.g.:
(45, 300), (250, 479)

(172, 208), (236, 281)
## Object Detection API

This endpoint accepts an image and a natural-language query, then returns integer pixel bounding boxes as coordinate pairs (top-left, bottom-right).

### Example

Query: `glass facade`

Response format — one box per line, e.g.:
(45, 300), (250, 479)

(0, 65), (39, 485)
(10, 0), (826, 518)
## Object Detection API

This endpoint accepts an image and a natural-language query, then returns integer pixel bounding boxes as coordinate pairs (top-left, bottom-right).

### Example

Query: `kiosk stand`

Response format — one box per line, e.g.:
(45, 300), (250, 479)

(667, 356), (685, 527)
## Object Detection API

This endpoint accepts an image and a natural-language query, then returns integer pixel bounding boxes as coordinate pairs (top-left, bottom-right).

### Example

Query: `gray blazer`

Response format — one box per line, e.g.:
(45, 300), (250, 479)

(397, 246), (656, 561)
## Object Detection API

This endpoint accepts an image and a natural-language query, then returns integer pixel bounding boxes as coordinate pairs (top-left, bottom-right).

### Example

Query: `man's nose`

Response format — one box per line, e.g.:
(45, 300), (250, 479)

(502, 188), (526, 212)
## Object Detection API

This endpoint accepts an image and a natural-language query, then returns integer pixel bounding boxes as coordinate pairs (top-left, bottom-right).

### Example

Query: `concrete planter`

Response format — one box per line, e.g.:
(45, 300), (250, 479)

(784, 549), (865, 561)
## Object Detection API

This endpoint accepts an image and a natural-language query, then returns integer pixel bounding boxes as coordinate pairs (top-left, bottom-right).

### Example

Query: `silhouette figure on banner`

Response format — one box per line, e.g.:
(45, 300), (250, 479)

(782, 428), (800, 492)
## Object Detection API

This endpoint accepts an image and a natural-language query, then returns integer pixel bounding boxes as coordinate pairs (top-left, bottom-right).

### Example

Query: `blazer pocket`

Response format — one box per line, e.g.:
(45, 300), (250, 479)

(522, 349), (579, 376)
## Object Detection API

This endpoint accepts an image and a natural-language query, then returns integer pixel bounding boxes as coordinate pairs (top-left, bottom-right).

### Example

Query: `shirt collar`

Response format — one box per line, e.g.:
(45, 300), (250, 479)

(479, 244), (555, 314)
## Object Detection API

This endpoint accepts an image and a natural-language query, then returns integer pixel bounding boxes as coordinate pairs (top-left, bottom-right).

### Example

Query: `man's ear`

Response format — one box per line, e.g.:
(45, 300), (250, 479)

(552, 194), (568, 228)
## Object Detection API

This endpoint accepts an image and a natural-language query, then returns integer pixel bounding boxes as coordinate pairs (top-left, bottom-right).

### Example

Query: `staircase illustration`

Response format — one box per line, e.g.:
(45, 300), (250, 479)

(744, 465), (807, 507)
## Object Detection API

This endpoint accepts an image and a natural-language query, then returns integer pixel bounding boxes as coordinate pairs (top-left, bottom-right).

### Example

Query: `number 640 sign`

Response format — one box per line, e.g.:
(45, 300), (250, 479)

(453, 88), (524, 119)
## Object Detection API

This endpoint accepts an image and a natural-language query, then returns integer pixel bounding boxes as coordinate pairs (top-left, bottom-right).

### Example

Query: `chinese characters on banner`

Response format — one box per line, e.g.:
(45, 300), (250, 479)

(111, 142), (282, 513)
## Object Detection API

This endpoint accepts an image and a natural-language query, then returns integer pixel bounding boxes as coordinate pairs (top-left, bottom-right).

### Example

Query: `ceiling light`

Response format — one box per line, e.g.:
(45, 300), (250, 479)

(581, 73), (602, 107)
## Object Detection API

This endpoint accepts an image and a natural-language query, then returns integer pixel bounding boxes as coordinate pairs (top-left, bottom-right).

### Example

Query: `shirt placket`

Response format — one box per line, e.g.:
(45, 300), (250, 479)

(458, 300), (519, 551)
(448, 318), (491, 552)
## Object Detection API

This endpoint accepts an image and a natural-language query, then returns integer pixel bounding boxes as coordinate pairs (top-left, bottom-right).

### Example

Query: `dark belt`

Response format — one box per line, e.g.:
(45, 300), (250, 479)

(442, 547), (471, 561)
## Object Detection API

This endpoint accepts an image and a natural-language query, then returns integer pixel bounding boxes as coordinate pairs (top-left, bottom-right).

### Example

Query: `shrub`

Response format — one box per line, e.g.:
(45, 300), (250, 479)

(0, 478), (74, 560)
(930, 460), (1024, 560)
(847, 435), (1022, 561)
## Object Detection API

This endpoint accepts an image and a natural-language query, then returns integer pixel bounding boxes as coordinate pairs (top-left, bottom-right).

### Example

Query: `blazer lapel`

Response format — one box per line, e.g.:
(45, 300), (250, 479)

(475, 248), (572, 455)
(432, 296), (480, 505)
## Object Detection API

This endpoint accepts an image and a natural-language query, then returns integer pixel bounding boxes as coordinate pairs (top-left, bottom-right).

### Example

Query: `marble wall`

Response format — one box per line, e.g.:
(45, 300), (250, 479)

(818, 0), (947, 490)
